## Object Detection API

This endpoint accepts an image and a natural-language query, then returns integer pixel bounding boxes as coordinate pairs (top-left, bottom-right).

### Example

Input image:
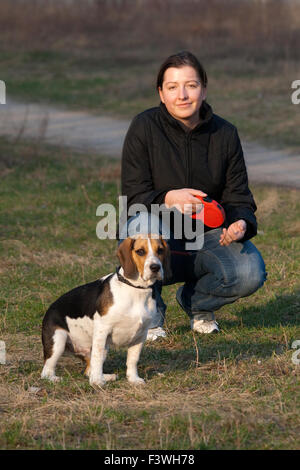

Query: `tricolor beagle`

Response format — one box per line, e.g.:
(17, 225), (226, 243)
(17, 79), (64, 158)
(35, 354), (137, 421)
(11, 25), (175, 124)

(41, 235), (170, 387)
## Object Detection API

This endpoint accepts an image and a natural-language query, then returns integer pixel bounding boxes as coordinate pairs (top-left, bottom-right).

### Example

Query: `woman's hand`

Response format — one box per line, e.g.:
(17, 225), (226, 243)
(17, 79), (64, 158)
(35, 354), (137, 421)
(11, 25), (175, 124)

(219, 219), (247, 246)
(165, 188), (207, 215)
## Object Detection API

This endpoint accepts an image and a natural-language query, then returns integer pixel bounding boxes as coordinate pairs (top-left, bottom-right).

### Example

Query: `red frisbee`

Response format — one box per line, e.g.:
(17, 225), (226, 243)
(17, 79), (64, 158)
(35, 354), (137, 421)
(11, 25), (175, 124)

(191, 195), (226, 228)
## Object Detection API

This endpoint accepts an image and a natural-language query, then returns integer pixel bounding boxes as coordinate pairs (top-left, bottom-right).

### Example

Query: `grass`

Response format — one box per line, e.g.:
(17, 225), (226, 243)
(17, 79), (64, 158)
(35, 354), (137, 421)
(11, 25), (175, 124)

(0, 137), (299, 450)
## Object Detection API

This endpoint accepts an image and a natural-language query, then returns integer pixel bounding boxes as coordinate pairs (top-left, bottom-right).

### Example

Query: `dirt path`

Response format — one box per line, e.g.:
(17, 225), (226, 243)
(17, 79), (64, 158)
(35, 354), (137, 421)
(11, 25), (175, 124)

(1, 99), (299, 188)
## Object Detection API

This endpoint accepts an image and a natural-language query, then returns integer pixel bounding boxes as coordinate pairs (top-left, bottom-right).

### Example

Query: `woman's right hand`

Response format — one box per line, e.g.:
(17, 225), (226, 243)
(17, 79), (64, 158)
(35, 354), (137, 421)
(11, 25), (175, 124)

(164, 188), (207, 215)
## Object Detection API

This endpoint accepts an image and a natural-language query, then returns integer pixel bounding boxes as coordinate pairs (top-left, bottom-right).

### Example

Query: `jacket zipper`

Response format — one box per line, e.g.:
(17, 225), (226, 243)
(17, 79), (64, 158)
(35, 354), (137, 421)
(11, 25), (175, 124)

(185, 132), (192, 187)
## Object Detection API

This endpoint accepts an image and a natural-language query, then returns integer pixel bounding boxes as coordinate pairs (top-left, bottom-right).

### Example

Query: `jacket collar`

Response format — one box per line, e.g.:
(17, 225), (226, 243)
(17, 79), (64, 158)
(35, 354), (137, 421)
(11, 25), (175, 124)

(159, 100), (213, 133)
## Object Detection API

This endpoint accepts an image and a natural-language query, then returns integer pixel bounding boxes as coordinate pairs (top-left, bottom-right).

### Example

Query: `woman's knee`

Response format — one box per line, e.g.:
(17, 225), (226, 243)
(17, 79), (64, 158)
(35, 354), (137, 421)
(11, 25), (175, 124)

(235, 247), (267, 297)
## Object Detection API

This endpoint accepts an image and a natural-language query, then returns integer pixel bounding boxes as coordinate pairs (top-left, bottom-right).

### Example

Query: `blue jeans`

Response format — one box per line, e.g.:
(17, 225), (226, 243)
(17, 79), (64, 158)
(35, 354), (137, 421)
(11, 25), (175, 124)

(119, 213), (267, 328)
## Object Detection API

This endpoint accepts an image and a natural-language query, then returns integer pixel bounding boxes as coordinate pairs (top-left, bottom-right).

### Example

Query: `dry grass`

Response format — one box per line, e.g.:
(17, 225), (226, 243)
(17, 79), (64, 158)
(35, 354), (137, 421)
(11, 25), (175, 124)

(0, 0), (299, 61)
(0, 331), (299, 450)
(98, 163), (121, 182)
(256, 188), (282, 219)
(0, 241), (94, 271)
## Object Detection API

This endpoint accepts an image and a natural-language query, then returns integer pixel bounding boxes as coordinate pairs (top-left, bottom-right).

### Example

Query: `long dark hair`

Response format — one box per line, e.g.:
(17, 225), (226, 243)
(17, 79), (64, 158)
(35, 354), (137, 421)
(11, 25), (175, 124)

(156, 51), (208, 90)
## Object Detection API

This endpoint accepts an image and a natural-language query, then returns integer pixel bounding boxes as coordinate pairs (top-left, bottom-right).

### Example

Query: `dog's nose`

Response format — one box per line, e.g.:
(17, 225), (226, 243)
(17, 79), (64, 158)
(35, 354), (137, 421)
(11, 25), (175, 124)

(150, 263), (160, 273)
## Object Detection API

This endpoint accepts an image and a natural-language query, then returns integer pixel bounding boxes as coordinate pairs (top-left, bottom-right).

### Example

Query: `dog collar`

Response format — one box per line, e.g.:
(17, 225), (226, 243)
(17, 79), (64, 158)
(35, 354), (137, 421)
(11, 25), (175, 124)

(116, 267), (154, 290)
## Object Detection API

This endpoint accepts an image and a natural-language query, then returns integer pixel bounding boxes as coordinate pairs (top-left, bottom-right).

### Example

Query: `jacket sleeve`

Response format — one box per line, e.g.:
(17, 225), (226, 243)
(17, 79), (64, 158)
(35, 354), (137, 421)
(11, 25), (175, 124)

(121, 115), (168, 210)
(220, 126), (257, 241)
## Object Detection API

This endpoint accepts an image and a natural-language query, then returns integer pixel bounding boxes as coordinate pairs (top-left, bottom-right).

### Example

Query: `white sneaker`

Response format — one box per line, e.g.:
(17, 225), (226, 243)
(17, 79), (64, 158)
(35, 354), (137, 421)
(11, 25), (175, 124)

(191, 317), (219, 334)
(146, 327), (166, 341)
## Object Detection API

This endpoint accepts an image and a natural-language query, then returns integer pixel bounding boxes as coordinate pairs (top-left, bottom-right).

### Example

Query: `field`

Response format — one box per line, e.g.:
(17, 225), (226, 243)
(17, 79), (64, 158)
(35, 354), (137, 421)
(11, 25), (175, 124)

(1, 0), (300, 150)
(0, 137), (299, 450)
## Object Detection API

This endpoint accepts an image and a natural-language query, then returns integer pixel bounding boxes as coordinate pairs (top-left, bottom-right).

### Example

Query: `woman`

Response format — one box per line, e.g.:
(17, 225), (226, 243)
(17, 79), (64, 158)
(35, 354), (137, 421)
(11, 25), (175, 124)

(120, 51), (266, 339)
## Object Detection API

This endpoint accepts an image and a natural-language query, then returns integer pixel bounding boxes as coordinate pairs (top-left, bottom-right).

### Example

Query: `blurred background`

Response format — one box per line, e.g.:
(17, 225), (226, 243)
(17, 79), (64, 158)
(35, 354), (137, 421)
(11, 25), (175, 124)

(0, 0), (300, 150)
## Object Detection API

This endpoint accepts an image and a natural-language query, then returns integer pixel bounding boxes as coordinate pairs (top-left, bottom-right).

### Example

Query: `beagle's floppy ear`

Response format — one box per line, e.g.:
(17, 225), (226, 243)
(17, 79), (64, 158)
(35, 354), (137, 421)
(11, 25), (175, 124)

(117, 238), (138, 280)
(160, 237), (172, 282)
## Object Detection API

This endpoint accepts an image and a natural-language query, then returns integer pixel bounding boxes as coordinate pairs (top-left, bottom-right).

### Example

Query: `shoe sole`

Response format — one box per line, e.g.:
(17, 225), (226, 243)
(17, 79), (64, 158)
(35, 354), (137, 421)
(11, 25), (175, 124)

(193, 328), (219, 334)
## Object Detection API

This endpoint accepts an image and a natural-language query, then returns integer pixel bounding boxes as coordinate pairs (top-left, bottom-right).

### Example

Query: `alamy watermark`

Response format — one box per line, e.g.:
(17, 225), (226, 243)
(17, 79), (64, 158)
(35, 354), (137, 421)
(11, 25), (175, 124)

(0, 80), (6, 104)
(291, 80), (300, 105)
(96, 196), (205, 250)
(291, 340), (300, 365)
(0, 341), (6, 365)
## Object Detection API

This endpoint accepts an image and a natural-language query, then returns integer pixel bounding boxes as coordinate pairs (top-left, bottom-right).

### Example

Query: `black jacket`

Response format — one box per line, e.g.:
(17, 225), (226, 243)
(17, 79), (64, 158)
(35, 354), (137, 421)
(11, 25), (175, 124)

(121, 101), (257, 241)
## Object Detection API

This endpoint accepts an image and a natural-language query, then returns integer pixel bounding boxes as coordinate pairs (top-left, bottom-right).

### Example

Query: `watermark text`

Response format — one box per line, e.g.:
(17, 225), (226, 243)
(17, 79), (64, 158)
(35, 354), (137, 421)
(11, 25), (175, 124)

(0, 341), (6, 365)
(291, 80), (300, 104)
(96, 196), (205, 250)
(291, 340), (300, 365)
(0, 80), (6, 104)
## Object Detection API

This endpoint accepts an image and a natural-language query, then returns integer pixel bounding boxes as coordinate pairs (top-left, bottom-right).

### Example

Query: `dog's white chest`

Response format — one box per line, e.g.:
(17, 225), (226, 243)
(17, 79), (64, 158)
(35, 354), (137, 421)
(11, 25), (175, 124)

(109, 288), (156, 347)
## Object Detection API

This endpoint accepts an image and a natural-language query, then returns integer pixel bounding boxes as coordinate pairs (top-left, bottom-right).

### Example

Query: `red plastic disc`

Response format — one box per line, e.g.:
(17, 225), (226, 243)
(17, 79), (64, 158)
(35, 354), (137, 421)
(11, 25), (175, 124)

(191, 196), (226, 228)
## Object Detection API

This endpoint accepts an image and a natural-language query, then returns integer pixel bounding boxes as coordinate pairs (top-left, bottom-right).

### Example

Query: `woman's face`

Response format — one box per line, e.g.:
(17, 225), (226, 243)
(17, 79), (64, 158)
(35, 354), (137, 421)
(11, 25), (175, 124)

(158, 65), (207, 128)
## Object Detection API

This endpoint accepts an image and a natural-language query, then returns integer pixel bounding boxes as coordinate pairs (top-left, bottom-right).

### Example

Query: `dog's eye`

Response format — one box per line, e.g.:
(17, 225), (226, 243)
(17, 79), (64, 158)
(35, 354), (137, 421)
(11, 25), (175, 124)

(135, 248), (146, 256)
(157, 247), (164, 255)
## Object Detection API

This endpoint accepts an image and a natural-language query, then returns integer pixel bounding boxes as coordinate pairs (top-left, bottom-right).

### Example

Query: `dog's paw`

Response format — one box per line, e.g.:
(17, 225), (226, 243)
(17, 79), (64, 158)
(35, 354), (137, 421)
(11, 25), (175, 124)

(128, 376), (145, 386)
(103, 374), (117, 382)
(41, 374), (61, 383)
(89, 376), (106, 388)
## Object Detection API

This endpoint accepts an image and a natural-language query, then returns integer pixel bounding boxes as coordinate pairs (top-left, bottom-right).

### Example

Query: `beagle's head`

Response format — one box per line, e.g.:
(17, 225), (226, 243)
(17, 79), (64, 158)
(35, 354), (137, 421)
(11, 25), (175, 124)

(117, 235), (171, 287)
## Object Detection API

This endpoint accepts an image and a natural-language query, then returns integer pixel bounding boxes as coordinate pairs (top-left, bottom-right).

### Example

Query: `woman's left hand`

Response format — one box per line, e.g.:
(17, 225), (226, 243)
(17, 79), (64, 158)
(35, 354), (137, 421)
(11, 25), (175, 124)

(219, 219), (247, 246)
